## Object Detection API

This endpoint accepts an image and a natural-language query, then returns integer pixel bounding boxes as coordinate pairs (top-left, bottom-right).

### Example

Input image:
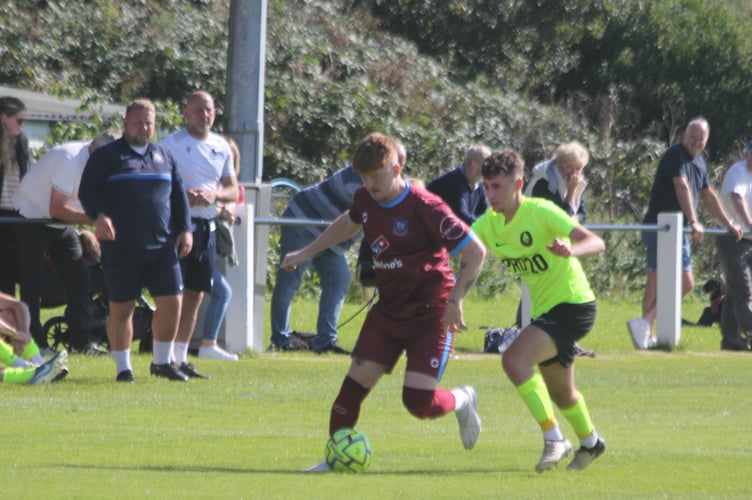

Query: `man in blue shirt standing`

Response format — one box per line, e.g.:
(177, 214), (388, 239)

(79, 99), (193, 383)
(427, 145), (491, 225)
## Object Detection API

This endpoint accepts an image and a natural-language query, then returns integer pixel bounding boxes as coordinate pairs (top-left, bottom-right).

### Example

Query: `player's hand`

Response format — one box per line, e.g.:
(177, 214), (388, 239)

(565, 173), (580, 192)
(727, 222), (743, 242)
(281, 250), (306, 271)
(689, 221), (704, 242)
(177, 231), (193, 258)
(11, 336), (29, 356)
(443, 299), (467, 332)
(94, 216), (115, 241)
(218, 205), (235, 224)
(547, 238), (572, 257)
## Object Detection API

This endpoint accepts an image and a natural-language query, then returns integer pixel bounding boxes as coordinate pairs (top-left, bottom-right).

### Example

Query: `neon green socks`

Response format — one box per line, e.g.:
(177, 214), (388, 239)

(516, 372), (558, 432)
(561, 391), (597, 445)
(1, 366), (35, 384)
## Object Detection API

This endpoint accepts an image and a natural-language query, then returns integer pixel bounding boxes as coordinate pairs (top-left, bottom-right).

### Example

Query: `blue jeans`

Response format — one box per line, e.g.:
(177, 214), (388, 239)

(270, 224), (351, 350)
(202, 267), (232, 342)
(642, 229), (691, 271)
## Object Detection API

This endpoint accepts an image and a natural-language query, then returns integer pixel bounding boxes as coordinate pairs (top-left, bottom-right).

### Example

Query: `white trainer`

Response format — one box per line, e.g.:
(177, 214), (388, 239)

(198, 344), (239, 361)
(28, 349), (68, 385)
(627, 318), (654, 350)
(454, 385), (481, 450)
(304, 461), (332, 473)
(536, 439), (573, 472)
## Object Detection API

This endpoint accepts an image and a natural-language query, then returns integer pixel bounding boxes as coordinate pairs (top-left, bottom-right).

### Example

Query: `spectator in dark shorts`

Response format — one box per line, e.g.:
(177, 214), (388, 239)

(473, 149), (606, 472)
(160, 91), (238, 379)
(79, 99), (193, 383)
(283, 133), (487, 472)
(628, 118), (742, 349)
(0, 96), (30, 296)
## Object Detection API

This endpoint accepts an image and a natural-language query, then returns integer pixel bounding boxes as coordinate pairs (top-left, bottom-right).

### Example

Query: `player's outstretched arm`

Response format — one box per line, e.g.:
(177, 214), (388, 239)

(444, 234), (487, 332)
(281, 211), (361, 271)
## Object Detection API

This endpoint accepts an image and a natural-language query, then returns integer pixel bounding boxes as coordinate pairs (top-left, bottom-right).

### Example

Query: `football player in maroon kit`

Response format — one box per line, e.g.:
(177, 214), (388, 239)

(282, 133), (487, 472)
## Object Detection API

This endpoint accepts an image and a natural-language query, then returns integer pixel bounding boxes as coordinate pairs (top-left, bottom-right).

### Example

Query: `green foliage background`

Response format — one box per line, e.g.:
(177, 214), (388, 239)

(2, 0), (748, 294)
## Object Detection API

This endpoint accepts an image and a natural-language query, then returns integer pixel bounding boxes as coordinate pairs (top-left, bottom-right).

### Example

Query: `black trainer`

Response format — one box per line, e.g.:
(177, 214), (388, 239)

(566, 437), (606, 471)
(116, 369), (135, 383)
(314, 343), (351, 355)
(179, 362), (210, 379)
(150, 362), (189, 381)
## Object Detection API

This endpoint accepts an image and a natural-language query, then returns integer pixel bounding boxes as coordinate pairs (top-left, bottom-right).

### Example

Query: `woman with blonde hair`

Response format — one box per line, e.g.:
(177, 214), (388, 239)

(197, 136), (241, 361)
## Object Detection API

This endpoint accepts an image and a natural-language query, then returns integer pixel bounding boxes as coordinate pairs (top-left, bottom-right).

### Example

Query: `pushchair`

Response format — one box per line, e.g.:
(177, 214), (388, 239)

(41, 230), (154, 353)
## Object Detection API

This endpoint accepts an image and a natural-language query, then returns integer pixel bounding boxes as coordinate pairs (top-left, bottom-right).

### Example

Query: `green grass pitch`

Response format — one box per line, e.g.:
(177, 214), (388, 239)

(2, 293), (749, 498)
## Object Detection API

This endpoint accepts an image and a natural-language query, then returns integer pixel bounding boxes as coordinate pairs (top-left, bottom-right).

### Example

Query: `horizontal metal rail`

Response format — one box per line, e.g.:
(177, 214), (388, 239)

(4, 216), (742, 237)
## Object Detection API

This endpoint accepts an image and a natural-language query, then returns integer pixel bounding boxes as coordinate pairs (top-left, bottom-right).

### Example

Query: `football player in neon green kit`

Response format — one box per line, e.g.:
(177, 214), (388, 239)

(472, 149), (606, 472)
(0, 292), (69, 384)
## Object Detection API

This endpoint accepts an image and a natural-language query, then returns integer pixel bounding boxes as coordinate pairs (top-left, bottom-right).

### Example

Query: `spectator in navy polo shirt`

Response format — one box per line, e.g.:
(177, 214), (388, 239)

(79, 99), (193, 383)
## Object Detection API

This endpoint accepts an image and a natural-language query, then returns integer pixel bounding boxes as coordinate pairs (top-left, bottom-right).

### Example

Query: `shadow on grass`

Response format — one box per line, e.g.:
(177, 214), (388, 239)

(54, 463), (524, 475)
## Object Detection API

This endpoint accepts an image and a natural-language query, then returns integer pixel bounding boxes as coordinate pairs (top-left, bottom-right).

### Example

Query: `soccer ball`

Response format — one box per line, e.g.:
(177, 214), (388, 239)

(325, 428), (373, 473)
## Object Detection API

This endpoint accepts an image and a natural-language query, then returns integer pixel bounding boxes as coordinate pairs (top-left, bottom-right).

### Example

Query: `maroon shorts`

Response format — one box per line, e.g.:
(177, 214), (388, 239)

(351, 302), (454, 381)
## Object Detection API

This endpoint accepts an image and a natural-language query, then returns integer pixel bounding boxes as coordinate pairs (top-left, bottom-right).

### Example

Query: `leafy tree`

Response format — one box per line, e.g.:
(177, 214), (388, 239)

(1, 0), (734, 293)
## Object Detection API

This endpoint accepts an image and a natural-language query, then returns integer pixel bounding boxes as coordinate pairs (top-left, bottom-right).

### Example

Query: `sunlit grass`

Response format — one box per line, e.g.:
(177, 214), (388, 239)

(2, 293), (746, 498)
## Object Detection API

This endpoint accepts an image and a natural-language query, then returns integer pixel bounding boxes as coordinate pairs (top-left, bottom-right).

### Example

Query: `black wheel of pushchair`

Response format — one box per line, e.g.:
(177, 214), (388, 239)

(44, 316), (70, 351)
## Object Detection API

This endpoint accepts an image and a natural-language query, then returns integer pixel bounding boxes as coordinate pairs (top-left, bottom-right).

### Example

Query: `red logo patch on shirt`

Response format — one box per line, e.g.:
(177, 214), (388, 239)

(371, 235), (390, 256)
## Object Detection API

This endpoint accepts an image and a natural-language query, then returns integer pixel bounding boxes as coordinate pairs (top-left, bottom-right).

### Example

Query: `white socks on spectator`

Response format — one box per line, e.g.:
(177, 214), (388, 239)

(153, 340), (174, 365)
(113, 349), (132, 374)
(172, 341), (189, 365)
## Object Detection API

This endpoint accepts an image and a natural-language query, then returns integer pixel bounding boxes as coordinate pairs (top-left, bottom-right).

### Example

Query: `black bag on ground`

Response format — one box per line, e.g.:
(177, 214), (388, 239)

(483, 327), (521, 354)
(290, 331), (315, 351)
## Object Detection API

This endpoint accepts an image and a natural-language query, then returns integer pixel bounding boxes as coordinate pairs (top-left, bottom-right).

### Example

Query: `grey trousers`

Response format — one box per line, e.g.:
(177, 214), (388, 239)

(715, 235), (752, 350)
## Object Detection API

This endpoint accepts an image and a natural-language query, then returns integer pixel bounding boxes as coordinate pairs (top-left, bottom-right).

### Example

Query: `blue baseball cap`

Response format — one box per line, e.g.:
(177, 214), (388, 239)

(748, 140), (752, 150)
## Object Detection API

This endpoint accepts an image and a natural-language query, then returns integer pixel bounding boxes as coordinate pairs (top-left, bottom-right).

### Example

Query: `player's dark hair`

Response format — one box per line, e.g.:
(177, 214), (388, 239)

(481, 149), (524, 180)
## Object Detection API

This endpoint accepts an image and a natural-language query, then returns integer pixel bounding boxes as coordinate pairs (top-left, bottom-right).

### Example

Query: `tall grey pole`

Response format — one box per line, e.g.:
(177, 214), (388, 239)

(226, 0), (266, 183)
(223, 0), (270, 353)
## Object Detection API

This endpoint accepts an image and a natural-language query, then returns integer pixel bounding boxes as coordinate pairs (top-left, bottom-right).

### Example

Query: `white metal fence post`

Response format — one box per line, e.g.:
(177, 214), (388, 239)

(520, 282), (531, 328)
(224, 196), (260, 353)
(656, 212), (682, 347)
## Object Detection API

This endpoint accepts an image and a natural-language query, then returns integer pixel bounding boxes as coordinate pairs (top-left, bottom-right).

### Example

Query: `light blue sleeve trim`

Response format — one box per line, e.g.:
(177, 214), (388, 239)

(449, 231), (474, 256)
(436, 329), (453, 381)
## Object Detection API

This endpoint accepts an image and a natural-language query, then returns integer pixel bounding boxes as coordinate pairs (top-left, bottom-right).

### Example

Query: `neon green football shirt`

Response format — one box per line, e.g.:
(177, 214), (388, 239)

(472, 196), (595, 318)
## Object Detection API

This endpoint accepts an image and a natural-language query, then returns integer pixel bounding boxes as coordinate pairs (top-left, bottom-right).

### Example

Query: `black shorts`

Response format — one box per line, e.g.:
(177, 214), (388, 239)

(180, 218), (216, 293)
(102, 245), (183, 302)
(532, 301), (596, 368)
